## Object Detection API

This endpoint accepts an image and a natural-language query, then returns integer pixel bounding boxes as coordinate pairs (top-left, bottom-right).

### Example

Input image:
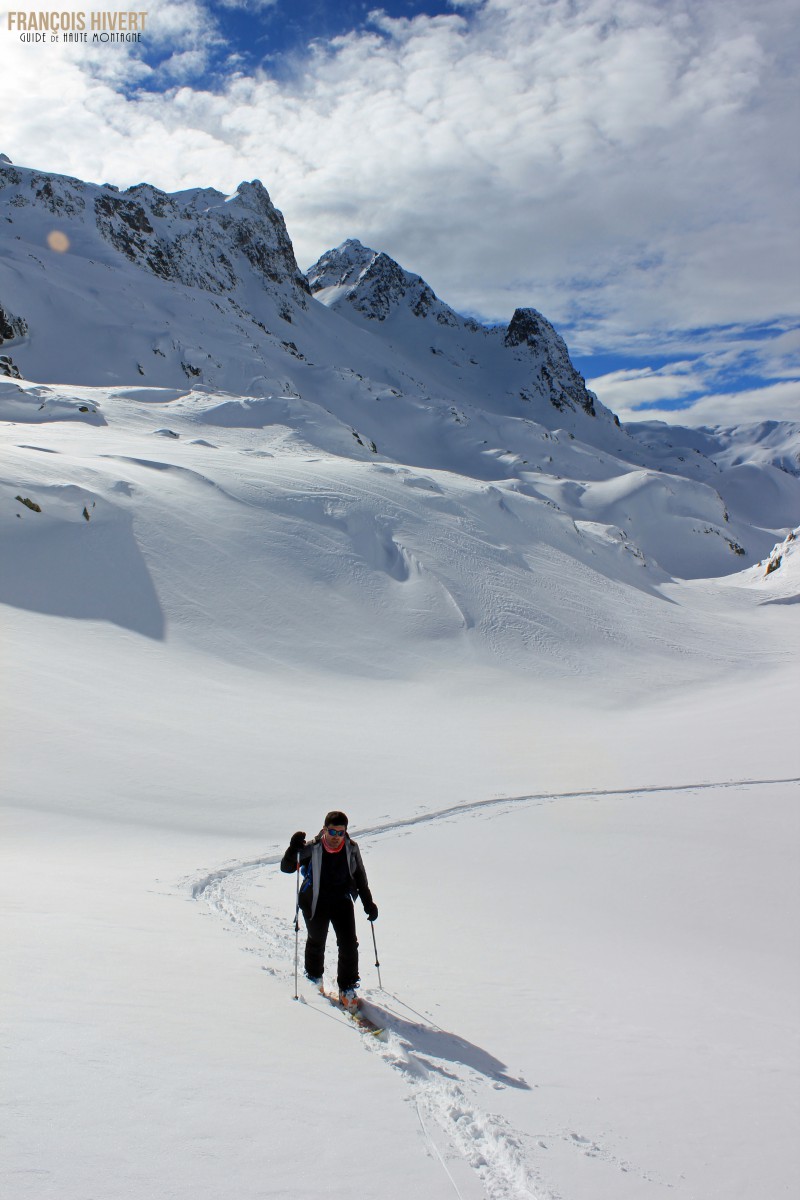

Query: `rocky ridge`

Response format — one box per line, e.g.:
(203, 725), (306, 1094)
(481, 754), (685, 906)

(0, 158), (613, 433)
(307, 239), (603, 422)
(0, 161), (309, 304)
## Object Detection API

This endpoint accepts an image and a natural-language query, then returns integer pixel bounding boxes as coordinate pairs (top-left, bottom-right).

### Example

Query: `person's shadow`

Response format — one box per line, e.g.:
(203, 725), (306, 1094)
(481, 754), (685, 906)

(361, 993), (531, 1090)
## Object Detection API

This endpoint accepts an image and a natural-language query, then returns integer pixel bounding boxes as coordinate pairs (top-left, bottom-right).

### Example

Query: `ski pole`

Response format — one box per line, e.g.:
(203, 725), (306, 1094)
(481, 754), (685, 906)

(293, 852), (300, 1000)
(370, 919), (382, 990)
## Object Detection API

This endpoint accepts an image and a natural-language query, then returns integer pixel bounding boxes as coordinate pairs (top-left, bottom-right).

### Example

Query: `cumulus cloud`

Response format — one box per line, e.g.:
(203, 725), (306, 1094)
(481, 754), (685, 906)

(1, 0), (798, 422)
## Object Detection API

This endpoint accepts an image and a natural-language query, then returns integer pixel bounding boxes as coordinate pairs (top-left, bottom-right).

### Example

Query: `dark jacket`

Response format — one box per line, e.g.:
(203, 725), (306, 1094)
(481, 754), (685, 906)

(280, 833), (374, 919)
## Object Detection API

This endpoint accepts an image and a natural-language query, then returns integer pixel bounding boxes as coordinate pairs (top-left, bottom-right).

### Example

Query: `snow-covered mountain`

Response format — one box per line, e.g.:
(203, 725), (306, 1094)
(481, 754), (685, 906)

(0, 156), (310, 391)
(2, 154), (798, 593)
(308, 237), (602, 419)
(0, 156), (606, 426)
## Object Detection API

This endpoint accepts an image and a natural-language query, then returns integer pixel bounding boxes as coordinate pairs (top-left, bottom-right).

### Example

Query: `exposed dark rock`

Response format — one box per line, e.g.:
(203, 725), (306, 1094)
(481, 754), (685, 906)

(31, 173), (86, 216)
(0, 354), (21, 378)
(96, 193), (153, 234)
(124, 183), (178, 219)
(93, 192), (179, 281)
(0, 308), (16, 342)
(0, 305), (28, 346)
(0, 162), (22, 186)
(89, 178), (309, 304)
(16, 495), (41, 512)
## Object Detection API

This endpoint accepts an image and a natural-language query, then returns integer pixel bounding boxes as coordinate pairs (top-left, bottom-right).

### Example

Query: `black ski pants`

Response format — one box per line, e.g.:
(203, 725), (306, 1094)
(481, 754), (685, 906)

(301, 895), (359, 991)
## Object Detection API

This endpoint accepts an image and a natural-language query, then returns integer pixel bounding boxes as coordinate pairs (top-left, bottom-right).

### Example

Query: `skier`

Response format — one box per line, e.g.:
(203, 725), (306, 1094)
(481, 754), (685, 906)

(280, 811), (378, 1009)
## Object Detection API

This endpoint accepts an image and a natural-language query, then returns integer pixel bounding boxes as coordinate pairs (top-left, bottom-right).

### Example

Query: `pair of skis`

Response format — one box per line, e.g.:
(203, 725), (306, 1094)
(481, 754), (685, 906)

(318, 986), (385, 1037)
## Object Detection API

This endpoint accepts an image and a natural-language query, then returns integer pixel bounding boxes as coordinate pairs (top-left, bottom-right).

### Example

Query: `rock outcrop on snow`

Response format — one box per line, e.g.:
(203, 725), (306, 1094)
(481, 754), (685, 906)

(92, 179), (311, 301)
(0, 354), (21, 378)
(0, 304), (28, 345)
(763, 527), (798, 577)
(0, 160), (322, 390)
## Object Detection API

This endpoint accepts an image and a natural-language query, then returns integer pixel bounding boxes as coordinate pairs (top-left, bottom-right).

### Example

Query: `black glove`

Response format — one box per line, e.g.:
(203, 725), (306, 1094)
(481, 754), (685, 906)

(289, 831), (306, 851)
(365, 902), (378, 922)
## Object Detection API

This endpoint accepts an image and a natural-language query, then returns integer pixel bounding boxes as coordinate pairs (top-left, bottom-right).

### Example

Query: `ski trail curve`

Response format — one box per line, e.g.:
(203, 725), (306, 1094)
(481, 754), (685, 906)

(191, 774), (800, 897)
(189, 775), (798, 1200)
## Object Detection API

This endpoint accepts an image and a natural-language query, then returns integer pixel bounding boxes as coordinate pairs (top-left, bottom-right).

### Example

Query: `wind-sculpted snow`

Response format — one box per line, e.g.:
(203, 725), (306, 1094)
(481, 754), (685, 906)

(0, 463), (164, 636)
(0, 384), (106, 426)
(1, 375), (797, 680)
(2, 355), (798, 1200)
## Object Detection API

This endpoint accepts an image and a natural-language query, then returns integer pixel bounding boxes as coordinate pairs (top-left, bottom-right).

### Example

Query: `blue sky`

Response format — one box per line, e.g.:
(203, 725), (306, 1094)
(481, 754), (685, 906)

(212, 1), (458, 73)
(2, 0), (798, 425)
(128, 1), (461, 86)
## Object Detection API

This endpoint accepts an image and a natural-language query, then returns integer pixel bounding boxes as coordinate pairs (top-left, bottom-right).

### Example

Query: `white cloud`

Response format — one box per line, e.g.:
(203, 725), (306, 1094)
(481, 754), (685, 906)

(588, 364), (703, 409)
(1, 0), (798, 420)
(613, 381), (800, 428)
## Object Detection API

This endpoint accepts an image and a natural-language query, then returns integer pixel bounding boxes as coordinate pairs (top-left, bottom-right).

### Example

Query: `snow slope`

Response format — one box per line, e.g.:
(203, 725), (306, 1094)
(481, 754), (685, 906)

(2, 156), (799, 1200)
(2, 372), (798, 1200)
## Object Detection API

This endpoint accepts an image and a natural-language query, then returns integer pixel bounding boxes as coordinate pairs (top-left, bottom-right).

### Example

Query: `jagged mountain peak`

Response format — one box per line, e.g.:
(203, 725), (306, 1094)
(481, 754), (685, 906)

(223, 178), (288, 223)
(307, 237), (377, 287)
(504, 307), (600, 419)
(307, 239), (456, 325)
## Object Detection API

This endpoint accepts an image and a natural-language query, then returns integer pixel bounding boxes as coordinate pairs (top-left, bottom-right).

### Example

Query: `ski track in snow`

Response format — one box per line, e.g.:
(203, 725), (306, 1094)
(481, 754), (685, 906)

(190, 775), (798, 1200)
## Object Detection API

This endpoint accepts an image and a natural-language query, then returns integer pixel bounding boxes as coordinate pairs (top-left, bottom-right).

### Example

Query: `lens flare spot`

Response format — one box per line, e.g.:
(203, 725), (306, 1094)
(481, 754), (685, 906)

(47, 230), (70, 253)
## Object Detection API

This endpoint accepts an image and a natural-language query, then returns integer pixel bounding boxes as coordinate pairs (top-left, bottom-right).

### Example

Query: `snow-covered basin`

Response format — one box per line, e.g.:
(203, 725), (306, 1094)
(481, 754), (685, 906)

(2, 376), (799, 1199)
(2, 600), (798, 1200)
